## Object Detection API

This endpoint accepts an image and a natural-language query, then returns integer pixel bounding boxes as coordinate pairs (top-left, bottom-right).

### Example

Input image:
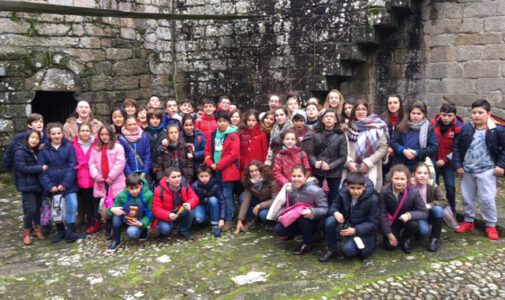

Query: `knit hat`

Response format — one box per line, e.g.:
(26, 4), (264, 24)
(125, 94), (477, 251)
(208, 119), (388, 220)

(291, 110), (307, 122)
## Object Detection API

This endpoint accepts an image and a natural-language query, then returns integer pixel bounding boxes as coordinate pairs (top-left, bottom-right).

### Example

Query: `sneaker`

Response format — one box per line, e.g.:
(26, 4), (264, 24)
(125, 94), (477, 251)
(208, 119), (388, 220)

(107, 240), (120, 252)
(455, 222), (475, 233)
(486, 227), (499, 240)
(86, 220), (101, 234)
(178, 232), (194, 241)
(212, 227), (221, 238)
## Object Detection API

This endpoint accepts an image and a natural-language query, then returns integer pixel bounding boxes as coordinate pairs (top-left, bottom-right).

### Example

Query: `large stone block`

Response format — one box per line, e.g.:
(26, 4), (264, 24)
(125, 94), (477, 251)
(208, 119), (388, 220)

(36, 23), (71, 36)
(462, 2), (497, 18)
(463, 61), (500, 78)
(79, 37), (102, 48)
(63, 49), (106, 62)
(424, 18), (482, 35)
(454, 33), (502, 45)
(425, 63), (463, 79)
(0, 18), (30, 34)
(476, 78), (505, 94)
(120, 28), (137, 40)
(113, 59), (150, 75)
(111, 76), (140, 90)
(483, 44), (505, 60)
(484, 16), (505, 32)
(424, 34), (455, 47)
(105, 48), (133, 60)
(455, 45), (483, 62)
(428, 47), (455, 63)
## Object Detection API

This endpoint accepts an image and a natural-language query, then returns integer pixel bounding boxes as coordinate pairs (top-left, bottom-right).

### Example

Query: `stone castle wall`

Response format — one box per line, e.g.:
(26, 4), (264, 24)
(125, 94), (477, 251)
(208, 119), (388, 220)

(1, 0), (505, 153)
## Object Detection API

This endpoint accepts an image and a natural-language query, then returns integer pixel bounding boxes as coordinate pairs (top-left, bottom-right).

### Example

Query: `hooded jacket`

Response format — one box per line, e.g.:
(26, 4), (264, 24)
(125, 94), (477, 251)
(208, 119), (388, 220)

(273, 146), (311, 190)
(38, 138), (78, 195)
(13, 143), (44, 192)
(88, 142), (126, 199)
(71, 136), (96, 189)
(152, 177), (199, 227)
(239, 125), (268, 172)
(191, 177), (225, 220)
(431, 114), (464, 166)
(204, 127), (240, 182)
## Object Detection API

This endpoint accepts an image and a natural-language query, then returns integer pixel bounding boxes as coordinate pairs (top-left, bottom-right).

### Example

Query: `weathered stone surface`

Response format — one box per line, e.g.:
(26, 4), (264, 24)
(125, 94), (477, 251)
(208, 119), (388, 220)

(105, 48), (133, 60)
(38, 68), (76, 91)
(0, 18), (30, 34)
(455, 45), (483, 62)
(36, 23), (71, 36)
(454, 33), (502, 45)
(425, 63), (464, 79)
(463, 61), (500, 78)
(113, 59), (150, 75)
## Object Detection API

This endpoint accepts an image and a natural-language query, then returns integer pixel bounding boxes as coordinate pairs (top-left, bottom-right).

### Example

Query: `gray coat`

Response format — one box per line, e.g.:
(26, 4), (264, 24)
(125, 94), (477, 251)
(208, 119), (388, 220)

(283, 183), (328, 220)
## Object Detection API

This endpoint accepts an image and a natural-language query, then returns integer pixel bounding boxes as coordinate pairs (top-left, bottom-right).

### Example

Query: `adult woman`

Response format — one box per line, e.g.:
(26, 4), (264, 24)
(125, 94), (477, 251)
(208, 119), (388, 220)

(345, 100), (388, 191)
(307, 109), (347, 206)
(391, 101), (438, 172)
(274, 165), (328, 255)
(63, 100), (103, 140)
(235, 161), (276, 235)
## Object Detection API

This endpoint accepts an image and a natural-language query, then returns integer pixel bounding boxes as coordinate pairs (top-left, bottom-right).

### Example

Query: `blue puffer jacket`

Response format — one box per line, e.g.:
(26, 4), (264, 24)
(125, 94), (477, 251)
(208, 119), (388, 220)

(13, 143), (44, 192)
(452, 122), (505, 170)
(329, 179), (379, 247)
(119, 134), (152, 176)
(391, 124), (439, 172)
(162, 113), (182, 129)
(191, 177), (225, 219)
(3, 130), (47, 171)
(38, 139), (78, 195)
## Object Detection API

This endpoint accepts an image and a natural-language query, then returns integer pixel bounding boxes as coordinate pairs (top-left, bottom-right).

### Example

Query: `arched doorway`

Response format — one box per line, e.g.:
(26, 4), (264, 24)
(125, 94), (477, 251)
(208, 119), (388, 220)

(31, 91), (77, 124)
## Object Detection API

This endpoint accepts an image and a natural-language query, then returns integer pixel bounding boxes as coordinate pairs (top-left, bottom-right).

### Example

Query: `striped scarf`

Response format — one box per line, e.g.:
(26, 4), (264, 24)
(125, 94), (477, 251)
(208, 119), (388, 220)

(347, 114), (387, 164)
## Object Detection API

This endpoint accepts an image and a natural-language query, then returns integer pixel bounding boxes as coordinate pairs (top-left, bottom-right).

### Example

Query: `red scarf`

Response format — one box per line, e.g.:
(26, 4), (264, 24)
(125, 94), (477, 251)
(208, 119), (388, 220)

(101, 147), (109, 180)
(390, 114), (398, 127)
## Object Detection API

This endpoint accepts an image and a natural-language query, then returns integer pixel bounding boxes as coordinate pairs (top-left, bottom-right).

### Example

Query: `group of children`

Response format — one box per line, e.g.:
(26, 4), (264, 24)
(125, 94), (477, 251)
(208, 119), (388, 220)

(4, 91), (504, 260)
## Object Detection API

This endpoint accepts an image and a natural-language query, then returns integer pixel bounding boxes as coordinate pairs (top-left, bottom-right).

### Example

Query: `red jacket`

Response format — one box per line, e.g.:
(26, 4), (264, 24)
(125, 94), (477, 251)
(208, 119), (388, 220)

(152, 177), (199, 227)
(204, 130), (241, 182)
(432, 115), (464, 165)
(71, 137), (96, 189)
(273, 146), (311, 190)
(239, 125), (268, 172)
(196, 113), (217, 143)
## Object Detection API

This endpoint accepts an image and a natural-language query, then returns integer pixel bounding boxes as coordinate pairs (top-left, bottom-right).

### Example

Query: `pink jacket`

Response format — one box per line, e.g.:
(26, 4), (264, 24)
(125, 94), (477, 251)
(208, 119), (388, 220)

(72, 137), (96, 189)
(89, 142), (126, 199)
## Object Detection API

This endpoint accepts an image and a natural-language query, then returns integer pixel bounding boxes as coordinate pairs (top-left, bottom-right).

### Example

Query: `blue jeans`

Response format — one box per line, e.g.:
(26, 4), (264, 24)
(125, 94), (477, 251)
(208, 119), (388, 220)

(418, 205), (444, 236)
(63, 192), (78, 224)
(194, 196), (220, 226)
(436, 166), (456, 213)
(316, 176), (340, 207)
(157, 210), (195, 236)
(22, 192), (42, 229)
(218, 173), (235, 222)
(112, 215), (143, 239)
(239, 193), (269, 222)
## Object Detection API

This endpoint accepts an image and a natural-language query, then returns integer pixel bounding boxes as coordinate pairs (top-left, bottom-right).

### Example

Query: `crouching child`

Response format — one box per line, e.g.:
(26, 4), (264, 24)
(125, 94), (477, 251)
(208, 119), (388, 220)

(152, 167), (200, 241)
(192, 166), (225, 237)
(319, 172), (379, 262)
(106, 173), (153, 252)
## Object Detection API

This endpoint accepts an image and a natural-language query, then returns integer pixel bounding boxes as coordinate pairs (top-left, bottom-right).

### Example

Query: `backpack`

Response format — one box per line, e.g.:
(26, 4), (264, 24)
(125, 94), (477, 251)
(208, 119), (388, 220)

(122, 191), (152, 223)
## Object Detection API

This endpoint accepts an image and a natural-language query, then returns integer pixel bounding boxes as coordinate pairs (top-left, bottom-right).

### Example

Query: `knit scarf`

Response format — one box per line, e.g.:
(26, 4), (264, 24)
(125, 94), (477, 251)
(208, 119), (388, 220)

(408, 118), (430, 148)
(390, 114), (398, 128)
(101, 146), (109, 180)
(269, 119), (293, 147)
(214, 126), (238, 163)
(146, 124), (165, 136)
(121, 126), (143, 143)
(347, 114), (387, 164)
(250, 177), (264, 191)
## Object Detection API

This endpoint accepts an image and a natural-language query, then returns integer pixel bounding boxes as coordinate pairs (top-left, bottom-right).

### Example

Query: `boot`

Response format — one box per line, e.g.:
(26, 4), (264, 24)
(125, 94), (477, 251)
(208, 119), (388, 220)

(65, 223), (86, 243)
(293, 243), (312, 255)
(107, 227), (121, 252)
(104, 220), (112, 240)
(33, 225), (46, 240)
(318, 250), (337, 262)
(52, 223), (66, 243)
(86, 219), (101, 234)
(428, 218), (443, 252)
(23, 228), (32, 245)
(400, 238), (412, 254)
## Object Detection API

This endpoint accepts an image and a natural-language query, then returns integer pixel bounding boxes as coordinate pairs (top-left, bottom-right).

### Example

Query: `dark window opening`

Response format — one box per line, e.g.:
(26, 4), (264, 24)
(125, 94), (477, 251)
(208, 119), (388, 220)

(31, 91), (76, 124)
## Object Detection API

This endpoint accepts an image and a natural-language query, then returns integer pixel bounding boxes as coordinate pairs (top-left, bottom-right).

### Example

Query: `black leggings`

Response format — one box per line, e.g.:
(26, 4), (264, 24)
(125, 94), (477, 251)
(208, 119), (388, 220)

(21, 192), (42, 229)
(78, 188), (100, 223)
(383, 220), (419, 249)
(274, 218), (319, 244)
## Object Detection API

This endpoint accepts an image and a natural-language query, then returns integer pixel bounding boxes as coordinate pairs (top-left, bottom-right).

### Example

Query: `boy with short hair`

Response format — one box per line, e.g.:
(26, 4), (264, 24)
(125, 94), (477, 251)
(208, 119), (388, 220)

(431, 102), (464, 213)
(217, 95), (231, 113)
(453, 99), (505, 240)
(204, 110), (240, 231)
(152, 167), (199, 241)
(291, 110), (311, 152)
(179, 98), (195, 118)
(162, 98), (182, 128)
(3, 113), (45, 171)
(196, 98), (218, 142)
(319, 172), (379, 262)
(106, 173), (153, 252)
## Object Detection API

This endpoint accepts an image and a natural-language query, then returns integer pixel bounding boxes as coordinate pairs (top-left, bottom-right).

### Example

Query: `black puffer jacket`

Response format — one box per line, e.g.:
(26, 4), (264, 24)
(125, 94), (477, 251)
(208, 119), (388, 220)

(307, 129), (347, 178)
(13, 143), (44, 192)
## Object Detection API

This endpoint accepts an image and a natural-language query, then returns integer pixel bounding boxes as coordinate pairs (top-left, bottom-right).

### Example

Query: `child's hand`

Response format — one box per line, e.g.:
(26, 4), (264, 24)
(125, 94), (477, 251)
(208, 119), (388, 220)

(388, 233), (398, 247)
(495, 166), (504, 177)
(301, 208), (313, 219)
(321, 162), (330, 171)
(57, 185), (65, 191)
(50, 186), (58, 193)
(333, 211), (344, 223)
(347, 162), (358, 173)
(111, 207), (125, 216)
(252, 205), (260, 216)
(42, 165), (48, 172)
(127, 220), (143, 227)
(359, 163), (368, 173)
(161, 139), (168, 147)
(436, 159), (445, 167)
(187, 153), (194, 159)
(210, 164), (217, 170)
(399, 213), (411, 223)
(234, 220), (244, 235)
(315, 161), (322, 169)
(387, 147), (394, 157)
(284, 183), (292, 192)
(403, 149), (416, 160)
(426, 203), (432, 210)
(456, 168), (464, 175)
(183, 203), (191, 211)
(169, 213), (179, 221)
(340, 227), (356, 237)
(218, 219), (225, 229)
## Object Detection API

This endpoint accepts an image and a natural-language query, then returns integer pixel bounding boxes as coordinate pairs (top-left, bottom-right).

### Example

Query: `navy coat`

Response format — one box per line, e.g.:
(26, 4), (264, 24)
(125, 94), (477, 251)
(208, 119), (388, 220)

(391, 125), (439, 172)
(38, 139), (78, 195)
(13, 143), (44, 192)
(329, 179), (379, 246)
(191, 177), (225, 219)
(3, 130), (47, 171)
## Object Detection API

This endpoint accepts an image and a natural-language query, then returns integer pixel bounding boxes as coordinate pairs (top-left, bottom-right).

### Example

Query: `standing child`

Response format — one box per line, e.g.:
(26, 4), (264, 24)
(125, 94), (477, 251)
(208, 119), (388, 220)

(305, 103), (321, 130)
(452, 99), (505, 240)
(230, 109), (242, 127)
(123, 98), (139, 117)
(204, 110), (240, 231)
(137, 106), (148, 130)
(39, 123), (85, 243)
(239, 109), (268, 174)
(14, 130), (48, 245)
(120, 115), (151, 177)
(260, 111), (275, 141)
(265, 106), (293, 166)
(192, 166), (225, 237)
(63, 100), (103, 140)
(162, 98), (182, 128)
(285, 91), (301, 116)
(379, 164), (428, 253)
(71, 123), (97, 232)
(217, 96), (232, 114)
(322, 89), (344, 116)
(153, 124), (194, 183)
(431, 102), (464, 214)
(196, 98), (218, 143)
(89, 125), (126, 235)
(144, 109), (166, 184)
(147, 95), (162, 110)
(308, 109), (347, 206)
(319, 172), (379, 262)
(153, 167), (199, 240)
(412, 162), (447, 252)
(291, 110), (312, 152)
(110, 108), (126, 137)
(106, 173), (153, 252)
(273, 129), (311, 191)
(182, 115), (206, 175)
(179, 98), (195, 118)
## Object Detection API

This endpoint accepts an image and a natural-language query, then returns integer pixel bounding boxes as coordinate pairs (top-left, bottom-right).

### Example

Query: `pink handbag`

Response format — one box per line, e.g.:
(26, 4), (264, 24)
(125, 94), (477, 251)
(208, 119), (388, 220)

(98, 184), (114, 219)
(278, 192), (312, 227)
